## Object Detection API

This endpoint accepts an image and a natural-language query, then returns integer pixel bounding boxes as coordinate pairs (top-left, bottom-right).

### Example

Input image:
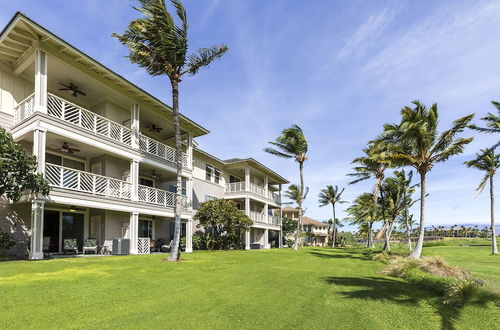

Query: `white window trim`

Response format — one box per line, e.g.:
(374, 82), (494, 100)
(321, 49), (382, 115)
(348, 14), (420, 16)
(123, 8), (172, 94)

(46, 150), (87, 171)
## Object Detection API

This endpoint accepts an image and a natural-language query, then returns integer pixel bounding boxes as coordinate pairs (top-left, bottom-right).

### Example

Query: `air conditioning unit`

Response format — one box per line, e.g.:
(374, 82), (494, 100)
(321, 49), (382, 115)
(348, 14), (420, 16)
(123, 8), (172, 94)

(112, 238), (130, 255)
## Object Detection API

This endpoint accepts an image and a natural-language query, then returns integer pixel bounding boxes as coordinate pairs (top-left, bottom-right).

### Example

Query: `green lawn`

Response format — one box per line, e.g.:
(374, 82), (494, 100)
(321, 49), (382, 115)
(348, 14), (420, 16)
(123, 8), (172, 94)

(0, 245), (498, 329)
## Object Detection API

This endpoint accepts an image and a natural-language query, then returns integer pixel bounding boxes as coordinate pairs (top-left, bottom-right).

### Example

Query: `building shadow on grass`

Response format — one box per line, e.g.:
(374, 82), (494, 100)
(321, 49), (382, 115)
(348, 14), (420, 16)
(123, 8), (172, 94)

(323, 275), (466, 330)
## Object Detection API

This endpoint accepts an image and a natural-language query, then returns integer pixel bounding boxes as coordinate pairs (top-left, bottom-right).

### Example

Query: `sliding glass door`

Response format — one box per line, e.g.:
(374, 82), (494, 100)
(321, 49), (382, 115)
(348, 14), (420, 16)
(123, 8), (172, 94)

(62, 212), (85, 251)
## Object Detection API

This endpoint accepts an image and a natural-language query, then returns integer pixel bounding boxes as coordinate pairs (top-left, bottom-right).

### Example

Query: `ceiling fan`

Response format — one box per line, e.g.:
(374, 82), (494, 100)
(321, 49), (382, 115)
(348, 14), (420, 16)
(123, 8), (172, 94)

(147, 124), (163, 133)
(151, 170), (161, 179)
(59, 82), (86, 97)
(58, 142), (80, 154)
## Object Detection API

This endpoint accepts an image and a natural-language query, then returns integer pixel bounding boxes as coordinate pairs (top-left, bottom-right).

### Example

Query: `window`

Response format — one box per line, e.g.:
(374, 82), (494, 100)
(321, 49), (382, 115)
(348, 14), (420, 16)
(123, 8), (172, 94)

(229, 175), (240, 183)
(138, 219), (153, 239)
(168, 179), (187, 196)
(140, 177), (154, 187)
(206, 164), (213, 181)
(214, 168), (221, 184)
(205, 195), (217, 201)
(45, 152), (85, 171)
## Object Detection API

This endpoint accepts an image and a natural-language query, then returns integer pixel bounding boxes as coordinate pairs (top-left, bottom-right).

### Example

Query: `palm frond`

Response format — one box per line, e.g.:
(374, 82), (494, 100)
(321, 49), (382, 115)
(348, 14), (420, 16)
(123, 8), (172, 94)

(183, 45), (228, 75)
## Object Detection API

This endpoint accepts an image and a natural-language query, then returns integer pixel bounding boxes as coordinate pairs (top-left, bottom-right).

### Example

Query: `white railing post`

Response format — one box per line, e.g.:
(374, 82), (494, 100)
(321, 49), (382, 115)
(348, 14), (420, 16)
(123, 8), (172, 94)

(77, 172), (81, 191)
(93, 116), (97, 134)
(59, 167), (64, 187)
(92, 176), (96, 195)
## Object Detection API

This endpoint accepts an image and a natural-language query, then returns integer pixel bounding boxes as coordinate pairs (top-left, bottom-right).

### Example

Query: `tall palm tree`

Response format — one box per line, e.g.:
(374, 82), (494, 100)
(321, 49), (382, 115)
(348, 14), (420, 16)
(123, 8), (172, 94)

(375, 101), (474, 259)
(469, 100), (500, 152)
(283, 184), (308, 249)
(346, 193), (380, 248)
(318, 185), (347, 247)
(113, 0), (228, 261)
(265, 125), (308, 251)
(393, 169), (418, 250)
(465, 149), (500, 254)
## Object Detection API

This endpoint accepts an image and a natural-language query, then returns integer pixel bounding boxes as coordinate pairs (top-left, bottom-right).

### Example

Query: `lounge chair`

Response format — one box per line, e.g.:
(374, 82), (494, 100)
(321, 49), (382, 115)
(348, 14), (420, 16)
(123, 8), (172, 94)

(100, 240), (113, 254)
(63, 238), (78, 254)
(43, 236), (51, 258)
(83, 238), (98, 255)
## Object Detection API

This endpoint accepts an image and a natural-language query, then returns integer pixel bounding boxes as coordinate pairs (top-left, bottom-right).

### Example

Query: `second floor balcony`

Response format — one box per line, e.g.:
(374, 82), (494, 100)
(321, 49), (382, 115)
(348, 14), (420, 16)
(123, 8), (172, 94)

(226, 182), (281, 204)
(248, 211), (281, 225)
(45, 163), (190, 210)
(14, 93), (188, 168)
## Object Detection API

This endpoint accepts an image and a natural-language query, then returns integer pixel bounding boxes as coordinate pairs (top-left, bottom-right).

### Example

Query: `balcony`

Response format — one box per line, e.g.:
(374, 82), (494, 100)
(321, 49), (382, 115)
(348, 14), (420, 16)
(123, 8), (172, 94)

(45, 163), (189, 210)
(248, 211), (281, 225)
(14, 93), (188, 167)
(226, 182), (281, 204)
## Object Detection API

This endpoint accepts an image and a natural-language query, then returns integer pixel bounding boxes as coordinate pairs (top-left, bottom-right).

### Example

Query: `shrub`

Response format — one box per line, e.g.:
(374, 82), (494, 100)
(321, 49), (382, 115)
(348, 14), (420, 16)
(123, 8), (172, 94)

(0, 231), (16, 252)
(380, 257), (419, 277)
(418, 257), (471, 280)
(444, 279), (484, 308)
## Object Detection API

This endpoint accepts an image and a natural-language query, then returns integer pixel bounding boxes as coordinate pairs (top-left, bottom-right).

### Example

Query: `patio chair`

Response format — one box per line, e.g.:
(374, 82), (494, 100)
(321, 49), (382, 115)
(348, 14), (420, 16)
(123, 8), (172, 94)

(100, 240), (113, 255)
(149, 239), (157, 253)
(43, 236), (51, 258)
(83, 238), (98, 255)
(63, 238), (78, 254)
(161, 240), (173, 252)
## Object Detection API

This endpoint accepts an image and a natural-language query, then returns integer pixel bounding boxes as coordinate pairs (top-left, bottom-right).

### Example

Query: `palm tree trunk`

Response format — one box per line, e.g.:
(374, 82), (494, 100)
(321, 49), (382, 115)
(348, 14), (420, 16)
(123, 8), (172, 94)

(406, 213), (412, 250)
(368, 222), (374, 248)
(410, 172), (426, 259)
(332, 203), (337, 247)
(293, 161), (304, 251)
(490, 175), (498, 254)
(168, 78), (183, 261)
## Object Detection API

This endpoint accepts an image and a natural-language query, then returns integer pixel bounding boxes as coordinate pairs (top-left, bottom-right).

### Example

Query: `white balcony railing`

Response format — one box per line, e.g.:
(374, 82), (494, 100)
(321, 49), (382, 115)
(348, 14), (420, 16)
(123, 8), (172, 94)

(138, 185), (190, 210)
(46, 163), (190, 210)
(270, 215), (281, 225)
(139, 134), (188, 167)
(249, 211), (266, 223)
(47, 93), (132, 146)
(226, 182), (281, 204)
(14, 93), (35, 123)
(45, 163), (132, 200)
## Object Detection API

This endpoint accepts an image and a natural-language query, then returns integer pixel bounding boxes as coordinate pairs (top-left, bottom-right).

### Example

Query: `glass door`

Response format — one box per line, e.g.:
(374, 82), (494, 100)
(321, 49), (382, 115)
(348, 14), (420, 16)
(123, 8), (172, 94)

(43, 210), (60, 253)
(62, 212), (85, 251)
(138, 219), (153, 239)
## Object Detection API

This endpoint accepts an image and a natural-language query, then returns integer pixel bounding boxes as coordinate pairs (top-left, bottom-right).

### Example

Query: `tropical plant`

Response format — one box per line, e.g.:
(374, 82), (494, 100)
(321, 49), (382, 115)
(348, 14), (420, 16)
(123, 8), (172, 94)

(464, 149), (500, 254)
(346, 193), (380, 247)
(326, 218), (344, 247)
(393, 169), (419, 250)
(193, 199), (252, 250)
(0, 127), (50, 202)
(281, 217), (298, 247)
(469, 100), (500, 152)
(318, 185), (347, 247)
(265, 125), (308, 250)
(113, 0), (228, 261)
(374, 101), (474, 259)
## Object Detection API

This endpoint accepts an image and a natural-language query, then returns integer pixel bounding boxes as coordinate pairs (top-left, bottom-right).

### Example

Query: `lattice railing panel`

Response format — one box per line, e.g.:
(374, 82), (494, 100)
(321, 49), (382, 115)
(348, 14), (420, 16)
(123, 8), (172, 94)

(137, 237), (150, 254)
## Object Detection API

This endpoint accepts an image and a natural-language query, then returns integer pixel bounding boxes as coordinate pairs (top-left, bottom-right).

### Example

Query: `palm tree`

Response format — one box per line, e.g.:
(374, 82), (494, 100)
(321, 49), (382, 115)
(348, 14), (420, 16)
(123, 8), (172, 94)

(113, 0), (228, 261)
(469, 100), (500, 152)
(346, 193), (380, 248)
(265, 125), (308, 251)
(318, 185), (347, 247)
(465, 149), (500, 254)
(283, 184), (308, 249)
(375, 101), (474, 259)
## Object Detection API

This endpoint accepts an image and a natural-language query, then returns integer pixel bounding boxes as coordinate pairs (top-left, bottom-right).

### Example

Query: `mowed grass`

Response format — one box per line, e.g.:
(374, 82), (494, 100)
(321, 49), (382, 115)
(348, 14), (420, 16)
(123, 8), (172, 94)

(0, 245), (498, 329)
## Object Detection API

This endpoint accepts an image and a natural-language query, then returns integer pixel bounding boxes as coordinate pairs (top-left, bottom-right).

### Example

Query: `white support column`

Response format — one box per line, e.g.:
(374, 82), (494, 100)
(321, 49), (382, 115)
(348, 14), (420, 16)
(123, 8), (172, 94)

(129, 212), (139, 254)
(264, 203), (269, 223)
(130, 159), (139, 201)
(264, 175), (268, 195)
(34, 49), (47, 114)
(187, 133), (193, 169)
(29, 200), (45, 260)
(185, 219), (193, 253)
(32, 127), (47, 175)
(245, 229), (251, 250)
(187, 176), (193, 211)
(264, 228), (269, 249)
(279, 183), (283, 249)
(131, 103), (140, 149)
(244, 165), (250, 192)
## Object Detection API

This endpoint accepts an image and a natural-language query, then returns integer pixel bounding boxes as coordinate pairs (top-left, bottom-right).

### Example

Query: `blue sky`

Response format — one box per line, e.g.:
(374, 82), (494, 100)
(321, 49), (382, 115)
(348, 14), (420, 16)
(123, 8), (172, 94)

(2, 0), (500, 229)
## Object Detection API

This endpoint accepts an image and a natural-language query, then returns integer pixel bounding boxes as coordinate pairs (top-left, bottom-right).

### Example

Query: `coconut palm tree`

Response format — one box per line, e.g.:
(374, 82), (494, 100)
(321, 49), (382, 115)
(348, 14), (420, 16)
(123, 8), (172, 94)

(318, 185), (347, 247)
(374, 101), (474, 259)
(346, 193), (380, 248)
(465, 149), (500, 254)
(469, 100), (500, 152)
(113, 0), (228, 261)
(265, 125), (308, 250)
(283, 183), (309, 249)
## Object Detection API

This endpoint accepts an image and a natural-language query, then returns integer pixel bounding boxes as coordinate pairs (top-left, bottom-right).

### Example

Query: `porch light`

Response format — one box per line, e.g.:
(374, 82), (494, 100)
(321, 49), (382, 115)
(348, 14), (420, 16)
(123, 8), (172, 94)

(69, 205), (77, 212)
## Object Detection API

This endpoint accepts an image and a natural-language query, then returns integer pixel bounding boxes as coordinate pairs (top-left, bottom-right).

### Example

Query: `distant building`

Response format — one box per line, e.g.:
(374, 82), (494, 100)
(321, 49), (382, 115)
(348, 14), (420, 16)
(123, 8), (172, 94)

(281, 206), (329, 246)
